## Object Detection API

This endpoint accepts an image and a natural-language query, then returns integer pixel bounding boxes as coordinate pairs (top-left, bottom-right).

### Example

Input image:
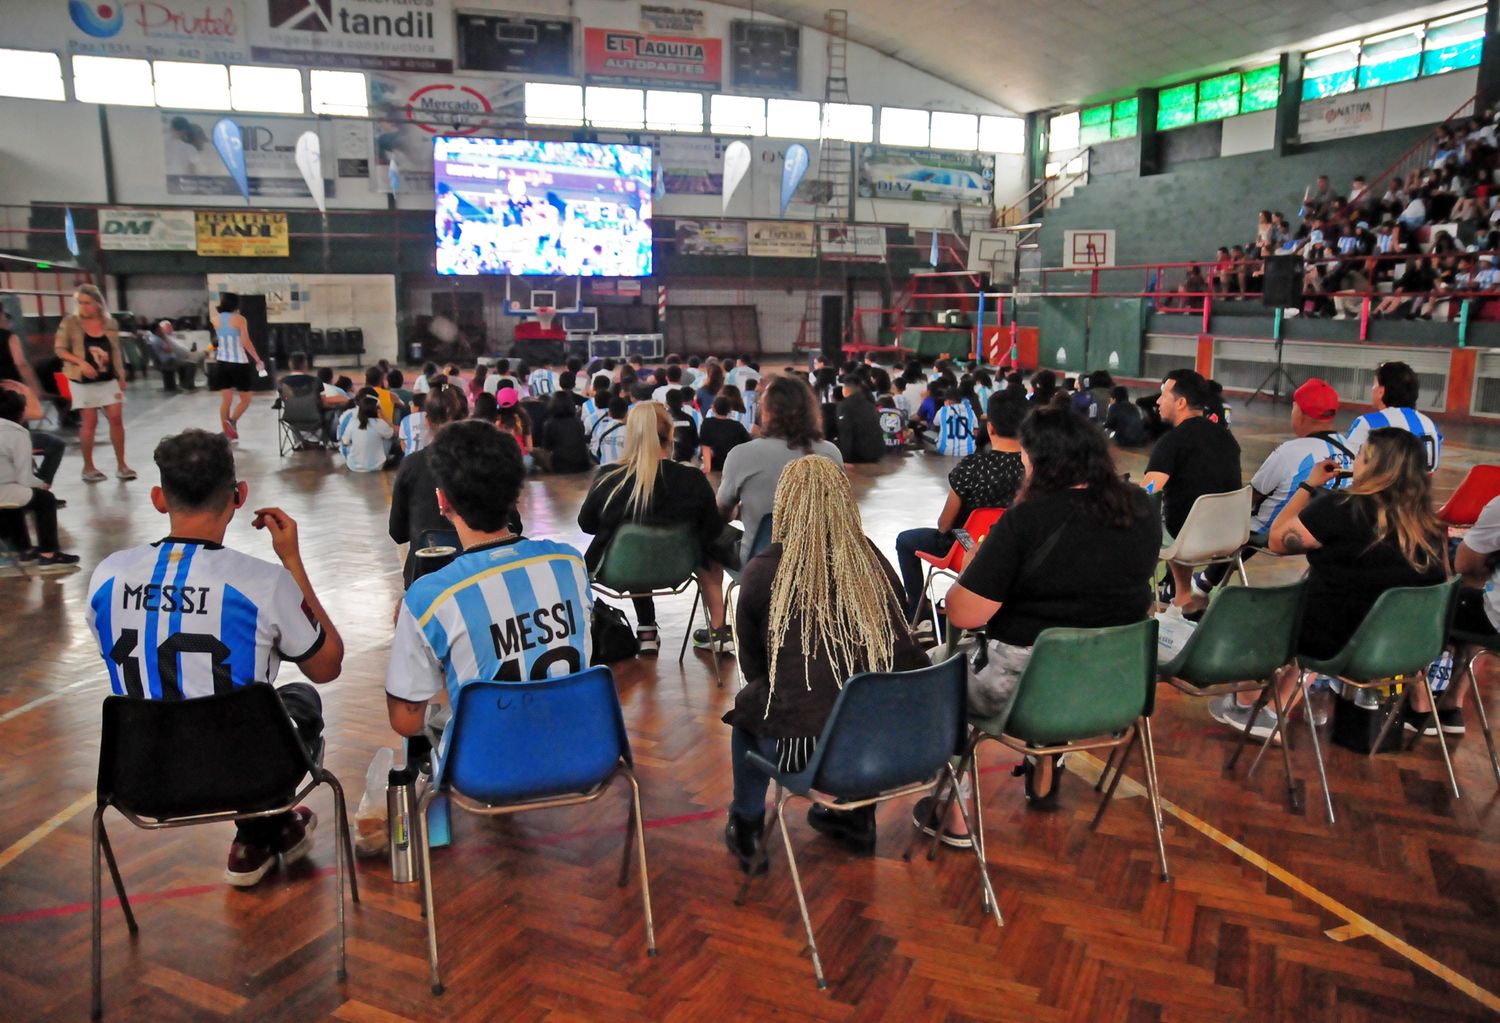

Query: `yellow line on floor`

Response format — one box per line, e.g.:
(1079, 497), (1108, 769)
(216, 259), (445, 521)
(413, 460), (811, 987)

(1073, 752), (1500, 1014)
(0, 793), (95, 874)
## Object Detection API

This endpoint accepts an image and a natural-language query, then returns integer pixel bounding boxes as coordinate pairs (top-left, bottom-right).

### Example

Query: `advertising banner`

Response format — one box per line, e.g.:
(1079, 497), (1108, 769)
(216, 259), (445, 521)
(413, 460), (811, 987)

(196, 211), (290, 256)
(369, 71), (521, 193)
(163, 112), (325, 198)
(584, 27), (722, 89)
(247, 0), (455, 72)
(640, 5), (704, 34)
(655, 136), (724, 194)
(63, 0), (249, 63)
(747, 221), (814, 258)
(675, 220), (747, 256)
(98, 209), (198, 251)
(858, 146), (995, 207)
(817, 224), (886, 262)
(1299, 92), (1387, 142)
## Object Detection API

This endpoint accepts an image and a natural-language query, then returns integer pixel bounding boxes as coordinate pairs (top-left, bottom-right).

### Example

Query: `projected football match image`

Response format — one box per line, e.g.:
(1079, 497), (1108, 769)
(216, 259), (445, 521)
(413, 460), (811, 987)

(434, 138), (654, 277)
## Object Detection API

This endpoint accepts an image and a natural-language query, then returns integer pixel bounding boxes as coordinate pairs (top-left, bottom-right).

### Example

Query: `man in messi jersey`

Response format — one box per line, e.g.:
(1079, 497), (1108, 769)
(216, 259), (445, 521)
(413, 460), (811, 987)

(1345, 360), (1443, 472)
(86, 429), (344, 887)
(386, 420), (593, 737)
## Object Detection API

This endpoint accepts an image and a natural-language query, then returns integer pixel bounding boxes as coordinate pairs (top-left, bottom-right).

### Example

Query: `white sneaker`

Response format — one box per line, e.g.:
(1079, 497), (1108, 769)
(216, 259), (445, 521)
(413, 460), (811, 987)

(1208, 694), (1281, 742)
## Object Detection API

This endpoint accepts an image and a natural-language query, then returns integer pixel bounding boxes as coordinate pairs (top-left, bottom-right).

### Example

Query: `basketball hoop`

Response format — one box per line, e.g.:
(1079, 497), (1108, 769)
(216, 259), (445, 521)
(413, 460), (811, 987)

(534, 307), (557, 331)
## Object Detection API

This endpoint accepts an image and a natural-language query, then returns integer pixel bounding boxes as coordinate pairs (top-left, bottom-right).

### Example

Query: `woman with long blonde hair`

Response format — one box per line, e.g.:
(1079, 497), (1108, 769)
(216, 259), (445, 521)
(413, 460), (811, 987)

(722, 455), (927, 871)
(55, 284), (135, 481)
(578, 401), (730, 654)
(1210, 427), (1451, 738)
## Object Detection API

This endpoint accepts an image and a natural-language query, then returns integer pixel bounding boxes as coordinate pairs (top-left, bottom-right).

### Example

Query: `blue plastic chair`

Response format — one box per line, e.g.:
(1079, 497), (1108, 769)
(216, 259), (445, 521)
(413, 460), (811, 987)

(415, 667), (655, 995)
(737, 655), (999, 989)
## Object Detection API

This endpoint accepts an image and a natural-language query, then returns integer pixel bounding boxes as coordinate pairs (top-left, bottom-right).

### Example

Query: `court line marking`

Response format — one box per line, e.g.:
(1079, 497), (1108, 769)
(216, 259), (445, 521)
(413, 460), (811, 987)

(0, 793), (95, 875)
(0, 678), (93, 725)
(1072, 752), (1500, 1014)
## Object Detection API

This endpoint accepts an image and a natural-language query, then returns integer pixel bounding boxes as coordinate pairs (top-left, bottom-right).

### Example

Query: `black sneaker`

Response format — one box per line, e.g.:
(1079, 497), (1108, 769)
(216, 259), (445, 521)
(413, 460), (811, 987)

(910, 795), (973, 849)
(693, 625), (735, 655)
(35, 552), (81, 572)
(1438, 707), (1467, 736)
(806, 804), (876, 855)
(1401, 705), (1440, 737)
(724, 811), (766, 875)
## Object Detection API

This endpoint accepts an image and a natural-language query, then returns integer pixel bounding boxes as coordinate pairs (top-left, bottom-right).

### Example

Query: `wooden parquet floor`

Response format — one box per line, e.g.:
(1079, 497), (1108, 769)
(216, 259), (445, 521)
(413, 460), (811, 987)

(2, 377), (1499, 1022)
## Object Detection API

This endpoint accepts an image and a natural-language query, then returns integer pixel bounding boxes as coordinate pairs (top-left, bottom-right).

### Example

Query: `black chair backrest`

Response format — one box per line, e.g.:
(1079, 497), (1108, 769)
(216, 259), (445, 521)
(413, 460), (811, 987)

(98, 686), (315, 820)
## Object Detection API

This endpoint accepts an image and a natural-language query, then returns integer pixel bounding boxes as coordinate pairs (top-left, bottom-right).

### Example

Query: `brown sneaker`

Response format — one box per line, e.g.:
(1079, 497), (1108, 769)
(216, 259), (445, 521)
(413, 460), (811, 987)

(225, 841), (276, 887)
(275, 807), (317, 866)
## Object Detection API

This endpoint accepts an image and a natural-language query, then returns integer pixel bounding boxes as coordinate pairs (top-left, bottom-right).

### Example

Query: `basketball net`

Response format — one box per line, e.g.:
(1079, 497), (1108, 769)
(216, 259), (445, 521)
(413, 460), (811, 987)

(534, 307), (556, 331)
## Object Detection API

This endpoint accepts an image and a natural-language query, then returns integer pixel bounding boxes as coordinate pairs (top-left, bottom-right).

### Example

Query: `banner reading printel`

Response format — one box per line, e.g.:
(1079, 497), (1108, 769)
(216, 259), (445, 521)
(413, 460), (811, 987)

(247, 0), (455, 72)
(63, 0), (249, 63)
(583, 27), (721, 89)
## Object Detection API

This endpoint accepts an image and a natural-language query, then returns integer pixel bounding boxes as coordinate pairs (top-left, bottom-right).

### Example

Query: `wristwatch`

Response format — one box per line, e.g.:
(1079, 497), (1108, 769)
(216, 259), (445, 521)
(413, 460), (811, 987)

(1297, 482), (1319, 497)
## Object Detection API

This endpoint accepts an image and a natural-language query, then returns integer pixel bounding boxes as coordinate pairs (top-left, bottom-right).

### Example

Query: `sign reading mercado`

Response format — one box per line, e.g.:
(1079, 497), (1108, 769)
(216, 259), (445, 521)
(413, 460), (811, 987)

(195, 211), (291, 257)
(583, 27), (722, 89)
(858, 146), (994, 207)
(369, 71), (515, 193)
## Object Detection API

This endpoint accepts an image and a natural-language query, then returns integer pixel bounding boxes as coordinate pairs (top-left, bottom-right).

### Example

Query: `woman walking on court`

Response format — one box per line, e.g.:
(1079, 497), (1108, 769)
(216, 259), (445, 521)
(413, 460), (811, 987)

(212, 292), (264, 440)
(54, 284), (135, 482)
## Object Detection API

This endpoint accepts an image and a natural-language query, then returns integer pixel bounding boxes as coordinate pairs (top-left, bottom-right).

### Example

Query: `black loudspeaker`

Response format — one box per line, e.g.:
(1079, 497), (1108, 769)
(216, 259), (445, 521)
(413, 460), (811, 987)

(1262, 255), (1304, 308)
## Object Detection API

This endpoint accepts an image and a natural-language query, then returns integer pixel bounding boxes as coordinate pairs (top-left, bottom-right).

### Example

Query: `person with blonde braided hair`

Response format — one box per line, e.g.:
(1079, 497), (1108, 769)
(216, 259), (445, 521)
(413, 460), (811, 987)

(723, 455), (927, 871)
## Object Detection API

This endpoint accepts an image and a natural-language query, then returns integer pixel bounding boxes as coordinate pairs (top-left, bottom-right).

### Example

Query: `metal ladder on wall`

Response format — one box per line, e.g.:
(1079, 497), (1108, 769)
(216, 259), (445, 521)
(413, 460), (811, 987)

(795, 8), (853, 357)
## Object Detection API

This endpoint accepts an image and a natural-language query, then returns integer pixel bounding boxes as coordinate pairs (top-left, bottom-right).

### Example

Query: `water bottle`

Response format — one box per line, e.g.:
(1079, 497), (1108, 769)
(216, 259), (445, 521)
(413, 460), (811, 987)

(387, 766), (419, 884)
(1353, 687), (1380, 710)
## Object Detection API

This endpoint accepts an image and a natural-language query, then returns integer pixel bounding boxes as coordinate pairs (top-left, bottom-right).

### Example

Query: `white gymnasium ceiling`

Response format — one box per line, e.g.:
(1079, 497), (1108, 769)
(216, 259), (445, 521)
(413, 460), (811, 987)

(715, 0), (1483, 111)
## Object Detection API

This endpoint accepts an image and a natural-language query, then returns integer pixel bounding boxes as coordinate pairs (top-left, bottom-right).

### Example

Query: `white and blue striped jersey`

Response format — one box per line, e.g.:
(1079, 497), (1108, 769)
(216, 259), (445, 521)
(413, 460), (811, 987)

(527, 369), (557, 397)
(386, 537), (593, 704)
(335, 408), (355, 458)
(934, 402), (979, 457)
(215, 311), (248, 364)
(86, 540), (324, 699)
(1346, 407), (1442, 472)
(594, 416), (628, 464)
(400, 411), (428, 453)
(1249, 432), (1354, 533)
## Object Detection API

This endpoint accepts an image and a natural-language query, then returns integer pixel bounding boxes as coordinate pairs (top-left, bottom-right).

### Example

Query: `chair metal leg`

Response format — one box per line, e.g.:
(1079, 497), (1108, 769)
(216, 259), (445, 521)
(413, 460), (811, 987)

(774, 788), (826, 990)
(1091, 727), (1137, 831)
(678, 590), (701, 664)
(903, 774), (948, 864)
(97, 819), (136, 933)
(909, 564), (936, 628)
(1299, 676), (1336, 826)
(325, 777), (351, 982)
(1241, 687), (1279, 776)
(91, 808), (104, 1021)
(968, 752), (987, 911)
(617, 785), (635, 889)
(1234, 552), (1250, 588)
(1370, 686), (1409, 758)
(1464, 654), (1500, 788)
(1094, 742), (1122, 793)
(416, 795), (443, 995)
(328, 777), (360, 907)
(1267, 680), (1301, 813)
(1137, 718), (1171, 883)
(621, 769), (657, 956)
(944, 762), (1002, 929)
(1420, 673), (1462, 799)
(698, 581), (723, 689)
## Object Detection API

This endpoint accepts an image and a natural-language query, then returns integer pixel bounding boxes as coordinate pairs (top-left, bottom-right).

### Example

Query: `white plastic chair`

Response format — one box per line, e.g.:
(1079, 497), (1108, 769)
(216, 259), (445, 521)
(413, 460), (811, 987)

(1159, 485), (1253, 586)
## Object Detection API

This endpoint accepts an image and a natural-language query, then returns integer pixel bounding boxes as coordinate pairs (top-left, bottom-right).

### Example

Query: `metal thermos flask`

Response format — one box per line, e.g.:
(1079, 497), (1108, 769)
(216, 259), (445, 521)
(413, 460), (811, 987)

(387, 766), (419, 883)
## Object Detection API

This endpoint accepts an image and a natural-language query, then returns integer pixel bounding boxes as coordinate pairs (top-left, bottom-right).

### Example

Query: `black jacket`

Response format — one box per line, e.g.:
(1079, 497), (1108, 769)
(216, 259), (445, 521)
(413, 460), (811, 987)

(836, 393), (885, 463)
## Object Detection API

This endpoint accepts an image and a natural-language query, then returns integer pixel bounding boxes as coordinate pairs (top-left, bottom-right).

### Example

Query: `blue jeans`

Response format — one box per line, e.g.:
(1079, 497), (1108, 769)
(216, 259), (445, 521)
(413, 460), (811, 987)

(30, 430), (64, 485)
(895, 527), (950, 619)
(730, 727), (780, 818)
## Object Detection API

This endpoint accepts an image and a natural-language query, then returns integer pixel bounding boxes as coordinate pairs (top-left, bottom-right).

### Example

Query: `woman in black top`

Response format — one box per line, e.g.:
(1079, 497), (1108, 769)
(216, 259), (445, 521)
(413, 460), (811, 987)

(835, 371), (885, 464)
(938, 406), (1161, 819)
(539, 391), (591, 473)
(699, 394), (750, 473)
(578, 402), (730, 655)
(724, 455), (926, 870)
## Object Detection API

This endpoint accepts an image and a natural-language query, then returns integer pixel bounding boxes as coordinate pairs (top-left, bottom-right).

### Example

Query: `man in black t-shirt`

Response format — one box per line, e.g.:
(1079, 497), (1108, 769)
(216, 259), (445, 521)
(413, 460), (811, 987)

(1141, 369), (1241, 609)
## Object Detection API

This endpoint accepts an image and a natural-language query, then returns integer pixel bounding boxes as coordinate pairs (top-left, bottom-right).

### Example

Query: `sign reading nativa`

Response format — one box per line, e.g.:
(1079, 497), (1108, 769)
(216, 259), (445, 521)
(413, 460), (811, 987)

(196, 211), (290, 257)
(99, 209), (197, 251)
(584, 28), (721, 88)
(1299, 92), (1387, 142)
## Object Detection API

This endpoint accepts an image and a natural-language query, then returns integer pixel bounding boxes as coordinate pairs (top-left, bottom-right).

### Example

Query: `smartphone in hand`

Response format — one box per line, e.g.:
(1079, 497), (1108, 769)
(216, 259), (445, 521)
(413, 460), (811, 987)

(953, 528), (976, 552)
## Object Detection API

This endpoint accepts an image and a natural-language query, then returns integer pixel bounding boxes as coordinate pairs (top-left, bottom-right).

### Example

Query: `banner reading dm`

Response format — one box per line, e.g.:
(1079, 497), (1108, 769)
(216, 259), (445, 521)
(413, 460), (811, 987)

(195, 211), (290, 257)
(858, 146), (995, 207)
(98, 209), (198, 251)
(584, 27), (722, 89)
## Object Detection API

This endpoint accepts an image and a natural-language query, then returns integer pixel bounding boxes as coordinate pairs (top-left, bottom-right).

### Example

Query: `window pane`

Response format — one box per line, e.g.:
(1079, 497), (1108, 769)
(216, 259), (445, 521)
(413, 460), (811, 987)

(930, 111), (978, 150)
(153, 61), (231, 110)
(880, 106), (929, 147)
(1156, 83), (1196, 131)
(1424, 37), (1484, 76)
(1301, 69), (1357, 100)
(1240, 65), (1281, 112)
(1048, 110), (1079, 151)
(1360, 53), (1420, 89)
(767, 98), (820, 139)
(1111, 114), (1137, 139)
(1196, 72), (1240, 121)
(1079, 104), (1112, 145)
(710, 94), (765, 136)
(1304, 45), (1358, 77)
(0, 49), (65, 101)
(978, 114), (1024, 153)
(823, 102), (873, 143)
(645, 90), (702, 132)
(310, 69), (368, 116)
(524, 82), (581, 126)
(585, 86), (643, 129)
(72, 55), (155, 106)
(230, 65), (303, 113)
(1424, 11), (1484, 49)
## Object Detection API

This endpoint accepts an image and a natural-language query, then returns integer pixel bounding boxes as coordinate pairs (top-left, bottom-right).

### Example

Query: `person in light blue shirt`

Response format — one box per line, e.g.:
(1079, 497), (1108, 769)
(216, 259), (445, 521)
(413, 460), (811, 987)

(338, 391), (393, 472)
(1344, 361), (1442, 472)
(933, 394), (979, 457)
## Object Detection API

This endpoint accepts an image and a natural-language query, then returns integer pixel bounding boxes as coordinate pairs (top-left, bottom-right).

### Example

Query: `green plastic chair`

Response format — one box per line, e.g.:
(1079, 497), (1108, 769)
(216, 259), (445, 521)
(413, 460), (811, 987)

(1291, 577), (1462, 821)
(940, 619), (1170, 885)
(590, 522), (724, 686)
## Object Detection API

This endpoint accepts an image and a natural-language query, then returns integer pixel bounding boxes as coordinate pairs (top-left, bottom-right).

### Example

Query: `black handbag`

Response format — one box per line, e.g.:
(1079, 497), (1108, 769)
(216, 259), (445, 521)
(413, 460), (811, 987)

(590, 600), (641, 664)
